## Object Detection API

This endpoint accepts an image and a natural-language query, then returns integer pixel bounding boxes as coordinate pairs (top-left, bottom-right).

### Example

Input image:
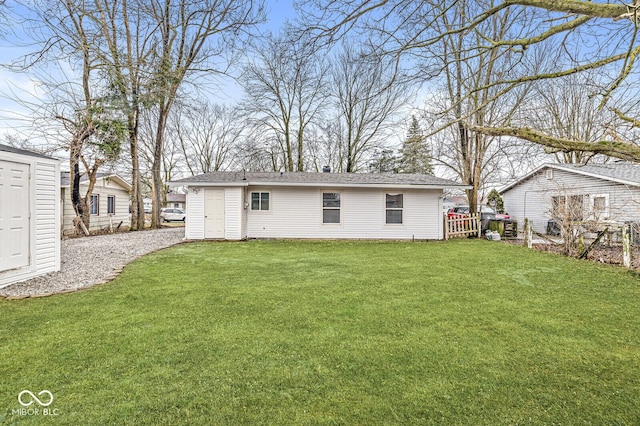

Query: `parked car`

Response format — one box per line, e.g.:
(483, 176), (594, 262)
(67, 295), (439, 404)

(160, 208), (186, 222)
(447, 205), (510, 220)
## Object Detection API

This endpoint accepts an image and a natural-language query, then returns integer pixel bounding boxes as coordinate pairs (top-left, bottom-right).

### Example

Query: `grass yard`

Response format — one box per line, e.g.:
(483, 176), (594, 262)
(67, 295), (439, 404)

(1, 240), (639, 425)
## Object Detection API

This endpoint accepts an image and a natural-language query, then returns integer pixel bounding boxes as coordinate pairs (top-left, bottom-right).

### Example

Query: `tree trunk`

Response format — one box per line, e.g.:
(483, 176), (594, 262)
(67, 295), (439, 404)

(129, 119), (145, 231)
(151, 103), (169, 228)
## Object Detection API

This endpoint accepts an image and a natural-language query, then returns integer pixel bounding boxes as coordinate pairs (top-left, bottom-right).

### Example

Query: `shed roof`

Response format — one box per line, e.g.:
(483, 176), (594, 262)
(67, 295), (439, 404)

(166, 192), (186, 202)
(172, 171), (469, 189)
(60, 171), (132, 192)
(500, 162), (640, 193)
(0, 143), (56, 160)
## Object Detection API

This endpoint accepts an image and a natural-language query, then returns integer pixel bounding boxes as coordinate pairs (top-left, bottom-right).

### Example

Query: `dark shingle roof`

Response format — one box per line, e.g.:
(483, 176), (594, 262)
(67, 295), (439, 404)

(500, 162), (640, 193)
(173, 171), (468, 188)
(0, 144), (56, 160)
(60, 171), (112, 187)
(60, 171), (132, 191)
(552, 163), (640, 185)
(166, 192), (186, 202)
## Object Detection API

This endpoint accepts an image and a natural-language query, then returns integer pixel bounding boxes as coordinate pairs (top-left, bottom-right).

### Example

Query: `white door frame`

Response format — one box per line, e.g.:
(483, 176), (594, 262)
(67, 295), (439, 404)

(0, 160), (31, 272)
(204, 188), (225, 239)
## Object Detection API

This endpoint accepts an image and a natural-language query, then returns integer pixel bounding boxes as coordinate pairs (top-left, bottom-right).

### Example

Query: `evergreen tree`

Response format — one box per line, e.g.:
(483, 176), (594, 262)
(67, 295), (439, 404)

(399, 115), (433, 175)
(487, 189), (505, 213)
(368, 148), (399, 173)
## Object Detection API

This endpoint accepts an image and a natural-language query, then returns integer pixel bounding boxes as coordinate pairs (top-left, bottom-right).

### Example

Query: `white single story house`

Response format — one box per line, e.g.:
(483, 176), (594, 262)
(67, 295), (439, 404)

(60, 172), (132, 234)
(0, 144), (60, 288)
(171, 171), (469, 241)
(500, 163), (640, 234)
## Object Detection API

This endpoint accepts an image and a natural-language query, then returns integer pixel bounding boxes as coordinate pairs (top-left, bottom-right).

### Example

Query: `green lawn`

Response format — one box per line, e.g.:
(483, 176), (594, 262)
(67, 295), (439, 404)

(1, 240), (639, 425)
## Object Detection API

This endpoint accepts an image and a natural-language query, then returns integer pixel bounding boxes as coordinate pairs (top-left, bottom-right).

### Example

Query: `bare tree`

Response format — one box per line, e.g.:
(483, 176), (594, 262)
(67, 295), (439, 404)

(424, 0), (535, 212)
(4, 0), (126, 233)
(240, 32), (328, 172)
(172, 100), (240, 175)
(81, 0), (159, 231)
(144, 0), (264, 228)
(328, 43), (410, 172)
(526, 74), (617, 164)
(301, 0), (640, 162)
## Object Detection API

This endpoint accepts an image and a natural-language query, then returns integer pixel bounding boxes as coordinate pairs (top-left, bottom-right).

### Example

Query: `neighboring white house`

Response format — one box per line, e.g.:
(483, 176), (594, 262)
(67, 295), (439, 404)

(0, 144), (60, 288)
(60, 172), (132, 234)
(500, 163), (640, 234)
(171, 171), (469, 241)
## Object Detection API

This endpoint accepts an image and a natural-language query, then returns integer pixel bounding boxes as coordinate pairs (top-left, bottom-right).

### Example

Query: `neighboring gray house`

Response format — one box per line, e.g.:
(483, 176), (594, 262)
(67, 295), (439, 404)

(171, 171), (469, 241)
(164, 192), (186, 210)
(500, 163), (640, 234)
(0, 144), (60, 288)
(60, 172), (132, 234)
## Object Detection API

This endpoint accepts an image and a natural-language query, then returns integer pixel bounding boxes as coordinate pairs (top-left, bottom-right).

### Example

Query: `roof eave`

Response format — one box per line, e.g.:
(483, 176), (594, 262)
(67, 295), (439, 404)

(500, 163), (640, 193)
(173, 180), (469, 190)
(551, 164), (640, 187)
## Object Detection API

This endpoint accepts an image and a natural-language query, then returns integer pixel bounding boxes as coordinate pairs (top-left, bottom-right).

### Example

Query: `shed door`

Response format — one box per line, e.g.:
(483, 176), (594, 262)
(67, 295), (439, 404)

(0, 160), (30, 272)
(204, 189), (225, 239)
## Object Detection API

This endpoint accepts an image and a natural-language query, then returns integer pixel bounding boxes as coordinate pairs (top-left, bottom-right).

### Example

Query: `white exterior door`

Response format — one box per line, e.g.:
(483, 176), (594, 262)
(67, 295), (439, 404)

(0, 160), (30, 272)
(204, 189), (225, 239)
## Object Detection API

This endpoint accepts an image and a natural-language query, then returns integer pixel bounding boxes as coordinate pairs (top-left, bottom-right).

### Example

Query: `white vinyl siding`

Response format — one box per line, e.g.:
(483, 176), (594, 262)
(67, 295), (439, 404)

(225, 188), (243, 240)
(246, 186), (441, 240)
(185, 187), (244, 240)
(61, 178), (131, 234)
(34, 161), (60, 274)
(502, 167), (640, 234)
(0, 153), (60, 288)
(185, 188), (205, 239)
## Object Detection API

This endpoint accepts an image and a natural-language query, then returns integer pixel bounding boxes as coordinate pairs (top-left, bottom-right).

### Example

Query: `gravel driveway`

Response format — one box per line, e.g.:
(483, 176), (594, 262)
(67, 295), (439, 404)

(1, 228), (185, 299)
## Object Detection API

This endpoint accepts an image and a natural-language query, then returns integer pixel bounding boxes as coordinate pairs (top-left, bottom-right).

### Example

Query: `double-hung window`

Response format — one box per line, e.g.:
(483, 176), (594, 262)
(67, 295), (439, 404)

(107, 195), (116, 215)
(90, 194), (99, 215)
(386, 194), (403, 224)
(322, 193), (340, 224)
(592, 194), (610, 219)
(251, 192), (270, 211)
(551, 194), (583, 221)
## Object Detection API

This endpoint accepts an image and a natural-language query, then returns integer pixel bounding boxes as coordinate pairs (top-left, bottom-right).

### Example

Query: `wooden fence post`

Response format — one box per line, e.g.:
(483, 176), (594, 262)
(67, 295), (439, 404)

(443, 215), (448, 240)
(524, 218), (532, 249)
(622, 224), (631, 268)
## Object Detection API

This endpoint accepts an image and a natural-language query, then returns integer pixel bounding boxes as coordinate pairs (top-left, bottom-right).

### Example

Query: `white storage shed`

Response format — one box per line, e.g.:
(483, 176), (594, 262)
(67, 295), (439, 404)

(0, 144), (61, 288)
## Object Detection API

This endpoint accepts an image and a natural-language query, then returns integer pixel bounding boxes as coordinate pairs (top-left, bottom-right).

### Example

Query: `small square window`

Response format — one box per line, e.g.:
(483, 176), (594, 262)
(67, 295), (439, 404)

(251, 192), (270, 210)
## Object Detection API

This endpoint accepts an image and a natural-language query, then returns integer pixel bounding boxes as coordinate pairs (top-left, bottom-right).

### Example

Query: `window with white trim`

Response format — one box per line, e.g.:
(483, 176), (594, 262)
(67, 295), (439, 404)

(551, 194), (584, 221)
(107, 195), (116, 215)
(322, 192), (340, 224)
(90, 194), (99, 215)
(386, 194), (403, 224)
(592, 194), (610, 219)
(251, 192), (270, 211)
